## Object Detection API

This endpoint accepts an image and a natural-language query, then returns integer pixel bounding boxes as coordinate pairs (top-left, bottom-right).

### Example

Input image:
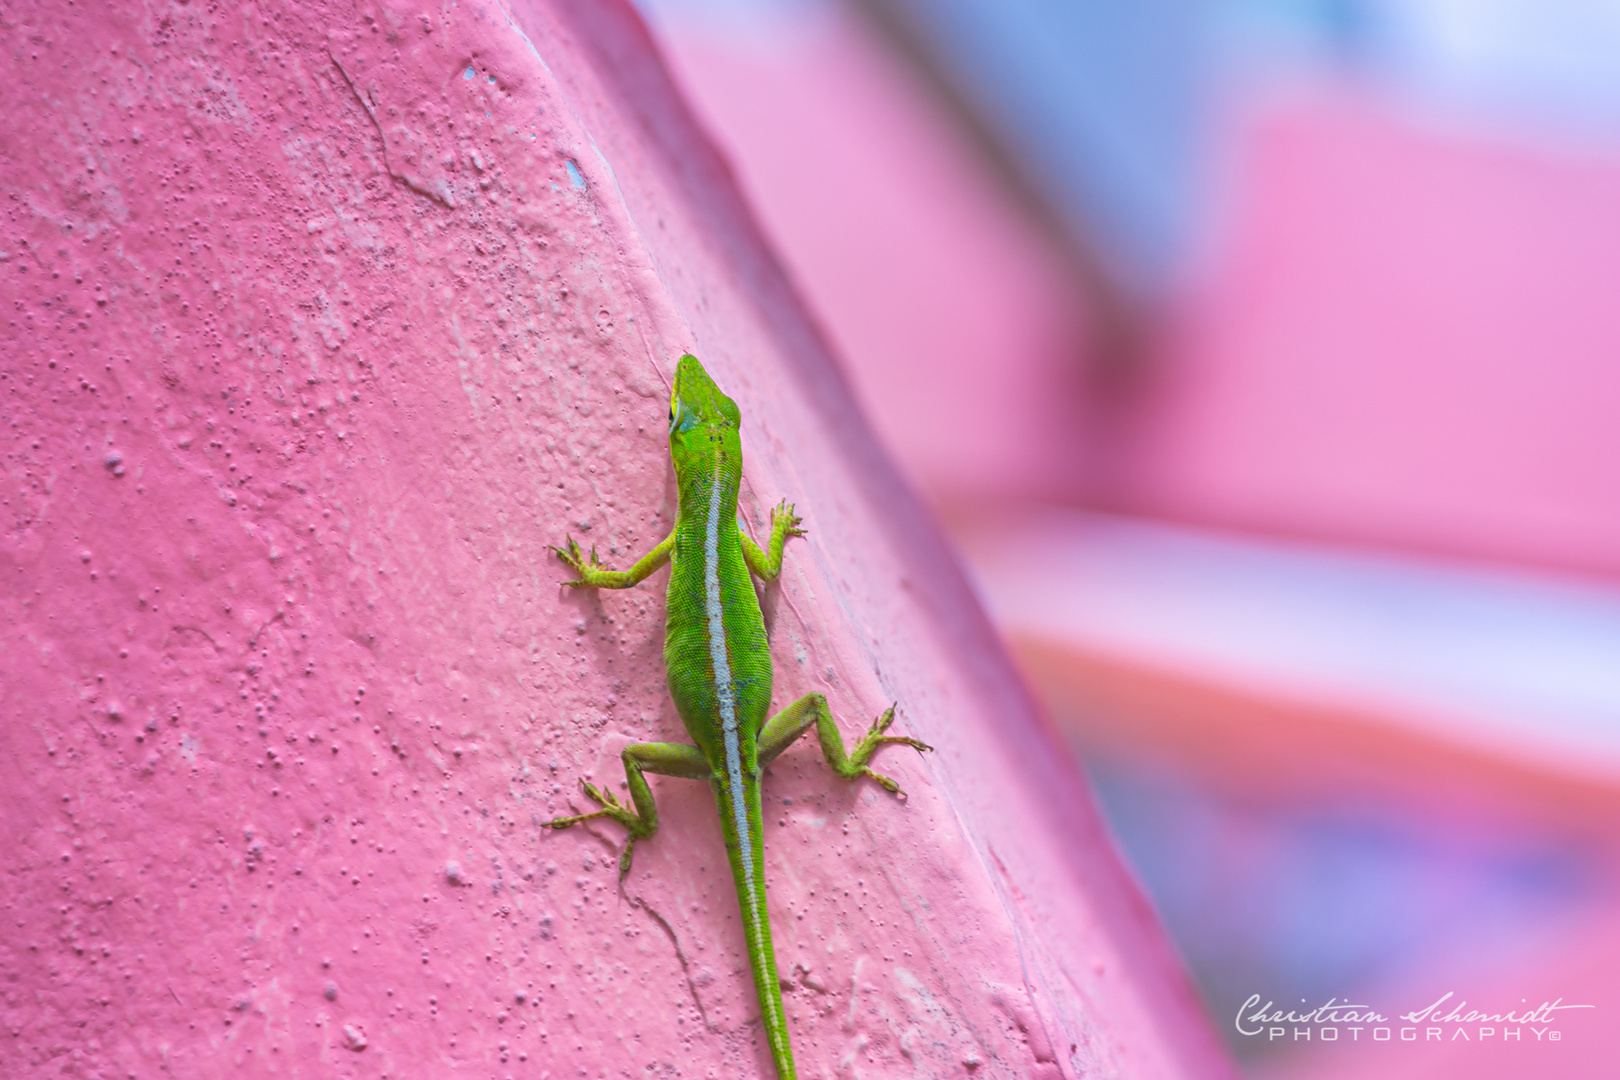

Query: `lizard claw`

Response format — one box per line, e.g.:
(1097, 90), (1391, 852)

(774, 499), (807, 538)
(872, 704), (931, 751)
(550, 535), (585, 581)
(851, 705), (931, 798)
(539, 778), (637, 833)
(861, 768), (906, 797)
(540, 778), (612, 830)
(572, 780), (642, 876)
(551, 534), (608, 586)
(581, 778), (621, 809)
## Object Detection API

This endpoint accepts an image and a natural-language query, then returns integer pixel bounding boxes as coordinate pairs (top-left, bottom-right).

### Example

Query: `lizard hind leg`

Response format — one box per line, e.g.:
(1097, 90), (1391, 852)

(758, 693), (932, 797)
(541, 741), (711, 879)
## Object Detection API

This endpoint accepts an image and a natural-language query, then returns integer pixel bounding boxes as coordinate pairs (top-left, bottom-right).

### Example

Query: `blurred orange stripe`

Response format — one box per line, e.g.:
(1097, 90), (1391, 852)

(1009, 631), (1620, 841)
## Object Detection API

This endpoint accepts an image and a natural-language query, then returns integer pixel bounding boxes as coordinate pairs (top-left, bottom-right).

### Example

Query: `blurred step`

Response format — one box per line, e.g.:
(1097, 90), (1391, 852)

(954, 508), (1620, 828)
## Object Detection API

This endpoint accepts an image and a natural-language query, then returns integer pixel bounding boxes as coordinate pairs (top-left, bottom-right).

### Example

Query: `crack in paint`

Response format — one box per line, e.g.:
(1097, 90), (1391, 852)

(328, 49), (457, 209)
(626, 891), (714, 1033)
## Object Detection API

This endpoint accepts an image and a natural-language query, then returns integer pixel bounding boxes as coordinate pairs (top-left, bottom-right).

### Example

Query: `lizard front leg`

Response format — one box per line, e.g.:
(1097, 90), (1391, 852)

(552, 529), (675, 589)
(542, 741), (711, 878)
(740, 500), (805, 582)
(757, 694), (931, 795)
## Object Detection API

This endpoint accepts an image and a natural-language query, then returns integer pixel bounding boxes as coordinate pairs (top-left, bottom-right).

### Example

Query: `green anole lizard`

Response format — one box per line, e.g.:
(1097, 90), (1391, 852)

(543, 354), (931, 1080)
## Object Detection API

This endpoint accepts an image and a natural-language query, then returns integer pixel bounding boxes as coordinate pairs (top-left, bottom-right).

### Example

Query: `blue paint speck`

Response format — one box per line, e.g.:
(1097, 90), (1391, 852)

(565, 160), (585, 190)
(464, 66), (475, 80)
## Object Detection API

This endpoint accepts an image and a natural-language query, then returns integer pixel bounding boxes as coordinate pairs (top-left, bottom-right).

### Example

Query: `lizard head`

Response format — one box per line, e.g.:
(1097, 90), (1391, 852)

(669, 355), (741, 466)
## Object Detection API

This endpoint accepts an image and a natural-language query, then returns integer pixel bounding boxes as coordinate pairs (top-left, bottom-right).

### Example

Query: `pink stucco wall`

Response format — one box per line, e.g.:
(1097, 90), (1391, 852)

(0, 2), (1231, 1077)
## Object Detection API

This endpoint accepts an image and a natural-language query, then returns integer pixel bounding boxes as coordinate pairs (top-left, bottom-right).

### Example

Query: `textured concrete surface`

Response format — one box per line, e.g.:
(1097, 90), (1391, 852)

(0, 2), (1232, 1077)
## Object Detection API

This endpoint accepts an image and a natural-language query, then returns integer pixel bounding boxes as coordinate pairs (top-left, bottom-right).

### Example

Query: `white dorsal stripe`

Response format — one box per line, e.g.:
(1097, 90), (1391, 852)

(703, 458), (755, 893)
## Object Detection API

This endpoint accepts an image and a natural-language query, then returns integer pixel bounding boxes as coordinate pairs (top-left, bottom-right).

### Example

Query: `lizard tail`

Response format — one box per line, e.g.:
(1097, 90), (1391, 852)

(714, 774), (796, 1079)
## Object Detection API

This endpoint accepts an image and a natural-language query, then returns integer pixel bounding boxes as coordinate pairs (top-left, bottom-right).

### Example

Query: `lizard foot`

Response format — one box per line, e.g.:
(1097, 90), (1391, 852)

(846, 705), (932, 797)
(549, 535), (608, 586)
(773, 499), (807, 538)
(542, 779), (646, 878)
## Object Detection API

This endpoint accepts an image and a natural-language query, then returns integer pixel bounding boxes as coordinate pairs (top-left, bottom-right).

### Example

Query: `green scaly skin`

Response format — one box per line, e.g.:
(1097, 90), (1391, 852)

(542, 354), (932, 1080)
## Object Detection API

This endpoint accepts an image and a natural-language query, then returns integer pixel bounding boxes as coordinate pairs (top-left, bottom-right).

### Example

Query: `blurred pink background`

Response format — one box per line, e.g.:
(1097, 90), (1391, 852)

(636, 1), (1620, 1075)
